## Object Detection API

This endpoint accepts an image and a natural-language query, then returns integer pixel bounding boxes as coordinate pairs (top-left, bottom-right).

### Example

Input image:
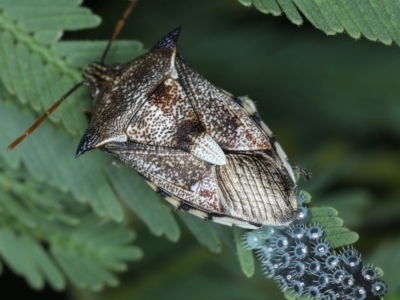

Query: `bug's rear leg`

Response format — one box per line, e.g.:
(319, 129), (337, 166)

(292, 165), (312, 181)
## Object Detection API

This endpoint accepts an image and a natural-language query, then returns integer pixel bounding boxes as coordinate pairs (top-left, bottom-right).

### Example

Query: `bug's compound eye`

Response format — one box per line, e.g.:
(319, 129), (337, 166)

(110, 62), (123, 70)
(91, 88), (100, 98)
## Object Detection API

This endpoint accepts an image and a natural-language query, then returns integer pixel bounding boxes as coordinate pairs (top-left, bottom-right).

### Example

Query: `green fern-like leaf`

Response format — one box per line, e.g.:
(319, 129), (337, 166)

(0, 0), (380, 295)
(234, 227), (255, 278)
(0, 2), (236, 290)
(0, 0), (180, 290)
(178, 214), (222, 253)
(0, 0), (183, 239)
(0, 165), (141, 291)
(309, 206), (359, 248)
(237, 0), (400, 45)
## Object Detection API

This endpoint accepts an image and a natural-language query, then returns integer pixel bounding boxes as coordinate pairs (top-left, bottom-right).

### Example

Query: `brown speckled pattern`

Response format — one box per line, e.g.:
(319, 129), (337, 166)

(79, 29), (298, 229)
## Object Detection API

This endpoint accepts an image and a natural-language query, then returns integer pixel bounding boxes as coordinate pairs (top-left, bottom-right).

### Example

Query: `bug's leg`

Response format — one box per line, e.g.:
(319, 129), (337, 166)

(81, 107), (94, 114)
(292, 165), (312, 181)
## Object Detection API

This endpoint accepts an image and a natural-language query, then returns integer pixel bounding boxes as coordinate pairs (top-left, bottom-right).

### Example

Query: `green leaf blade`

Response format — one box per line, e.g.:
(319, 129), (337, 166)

(233, 227), (254, 278)
(237, 0), (400, 46)
(260, 0), (282, 16)
(105, 164), (180, 241)
(23, 235), (66, 291)
(178, 214), (222, 253)
(276, 0), (303, 24)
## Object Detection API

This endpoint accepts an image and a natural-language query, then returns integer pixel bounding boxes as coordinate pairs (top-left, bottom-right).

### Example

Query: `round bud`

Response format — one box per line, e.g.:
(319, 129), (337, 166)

(294, 243), (308, 260)
(263, 226), (278, 239)
(292, 280), (305, 295)
(332, 288), (346, 299)
(323, 290), (337, 300)
(342, 274), (355, 289)
(308, 285), (321, 298)
(308, 260), (321, 275)
(259, 242), (276, 260)
(361, 267), (377, 282)
(276, 269), (293, 290)
(275, 236), (290, 251)
(294, 261), (305, 277)
(314, 242), (330, 257)
(280, 252), (291, 268)
(345, 255), (362, 275)
(296, 194), (304, 205)
(290, 227), (306, 240)
(294, 207), (310, 225)
(371, 280), (387, 297)
(263, 261), (276, 278)
(341, 248), (358, 259)
(246, 231), (266, 249)
(352, 285), (367, 300)
(318, 273), (330, 288)
(325, 255), (340, 270)
(332, 269), (346, 284)
(307, 226), (323, 240)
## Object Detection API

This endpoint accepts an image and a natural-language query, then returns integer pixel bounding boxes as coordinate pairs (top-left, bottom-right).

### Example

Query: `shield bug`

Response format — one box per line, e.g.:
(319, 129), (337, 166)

(8, 1), (306, 229)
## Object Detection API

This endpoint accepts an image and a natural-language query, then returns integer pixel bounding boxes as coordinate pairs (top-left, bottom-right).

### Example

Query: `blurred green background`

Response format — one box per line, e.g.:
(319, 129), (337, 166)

(2, 0), (400, 299)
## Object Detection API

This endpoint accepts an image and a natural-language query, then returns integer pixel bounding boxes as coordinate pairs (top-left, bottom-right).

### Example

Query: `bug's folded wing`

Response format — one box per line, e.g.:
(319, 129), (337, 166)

(103, 142), (297, 226)
(126, 77), (226, 165)
(216, 153), (297, 226)
(176, 57), (271, 152)
(103, 142), (221, 213)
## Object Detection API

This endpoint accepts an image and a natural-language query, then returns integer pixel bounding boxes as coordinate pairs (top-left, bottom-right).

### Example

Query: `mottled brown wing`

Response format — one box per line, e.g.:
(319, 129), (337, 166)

(103, 142), (297, 226)
(103, 142), (221, 213)
(176, 56), (271, 151)
(125, 77), (226, 165)
(216, 153), (297, 225)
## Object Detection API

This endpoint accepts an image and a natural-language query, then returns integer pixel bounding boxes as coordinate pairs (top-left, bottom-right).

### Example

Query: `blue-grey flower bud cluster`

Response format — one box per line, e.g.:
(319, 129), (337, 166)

(246, 205), (387, 299)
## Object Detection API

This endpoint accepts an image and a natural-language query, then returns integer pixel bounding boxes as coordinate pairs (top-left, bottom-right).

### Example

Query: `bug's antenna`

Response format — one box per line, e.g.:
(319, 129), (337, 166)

(100, 0), (138, 64)
(7, 82), (83, 151)
(8, 1), (138, 151)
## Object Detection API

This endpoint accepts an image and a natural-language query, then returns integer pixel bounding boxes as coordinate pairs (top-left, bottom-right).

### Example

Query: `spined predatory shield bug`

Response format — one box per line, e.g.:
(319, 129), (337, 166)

(8, 1), (307, 230)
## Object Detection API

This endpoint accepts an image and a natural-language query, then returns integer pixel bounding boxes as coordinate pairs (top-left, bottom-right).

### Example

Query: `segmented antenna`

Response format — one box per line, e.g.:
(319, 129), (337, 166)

(7, 0), (138, 151)
(7, 82), (83, 151)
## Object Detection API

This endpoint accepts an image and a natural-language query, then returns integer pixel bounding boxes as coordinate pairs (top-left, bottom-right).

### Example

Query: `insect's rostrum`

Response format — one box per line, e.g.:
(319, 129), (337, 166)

(77, 28), (299, 229)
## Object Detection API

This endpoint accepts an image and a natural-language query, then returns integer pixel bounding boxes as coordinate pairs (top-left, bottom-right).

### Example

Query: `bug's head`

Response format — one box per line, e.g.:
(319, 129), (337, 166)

(76, 28), (182, 157)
